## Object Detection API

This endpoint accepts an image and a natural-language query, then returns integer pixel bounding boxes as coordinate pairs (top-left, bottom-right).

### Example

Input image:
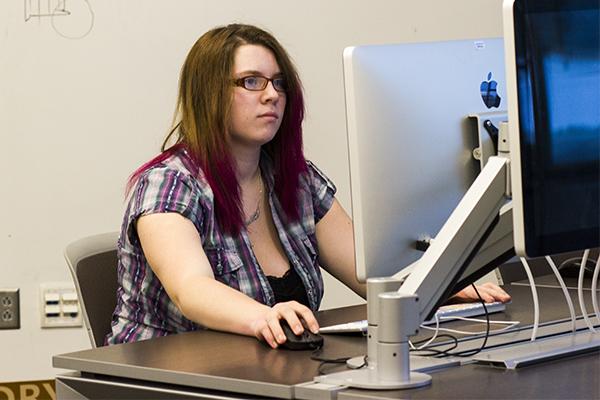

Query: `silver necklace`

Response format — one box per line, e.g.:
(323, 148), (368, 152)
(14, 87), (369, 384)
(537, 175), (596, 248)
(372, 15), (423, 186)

(244, 174), (263, 227)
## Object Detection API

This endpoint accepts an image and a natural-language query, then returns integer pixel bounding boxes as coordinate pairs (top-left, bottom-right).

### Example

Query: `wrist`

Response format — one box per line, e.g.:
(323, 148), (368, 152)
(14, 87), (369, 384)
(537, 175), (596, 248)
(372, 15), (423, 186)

(243, 304), (272, 337)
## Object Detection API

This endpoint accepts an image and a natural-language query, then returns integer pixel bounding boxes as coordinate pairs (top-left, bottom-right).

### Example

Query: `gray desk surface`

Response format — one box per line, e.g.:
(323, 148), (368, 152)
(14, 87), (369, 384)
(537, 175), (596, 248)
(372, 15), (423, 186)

(54, 305), (367, 399)
(54, 283), (599, 399)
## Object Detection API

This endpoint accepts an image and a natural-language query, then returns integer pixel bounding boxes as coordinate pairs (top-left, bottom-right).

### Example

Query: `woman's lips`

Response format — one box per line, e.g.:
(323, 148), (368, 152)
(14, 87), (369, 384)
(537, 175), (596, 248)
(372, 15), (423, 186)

(259, 112), (279, 120)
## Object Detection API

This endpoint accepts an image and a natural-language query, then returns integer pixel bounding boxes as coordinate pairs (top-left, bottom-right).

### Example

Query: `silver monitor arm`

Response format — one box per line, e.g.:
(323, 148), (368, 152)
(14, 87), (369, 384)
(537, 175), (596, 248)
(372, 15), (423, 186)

(317, 150), (512, 389)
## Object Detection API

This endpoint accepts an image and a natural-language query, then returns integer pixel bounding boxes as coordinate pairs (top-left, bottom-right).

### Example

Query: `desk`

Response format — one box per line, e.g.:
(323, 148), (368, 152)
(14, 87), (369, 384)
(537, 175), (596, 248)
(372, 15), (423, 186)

(53, 284), (599, 399)
(512, 274), (599, 291)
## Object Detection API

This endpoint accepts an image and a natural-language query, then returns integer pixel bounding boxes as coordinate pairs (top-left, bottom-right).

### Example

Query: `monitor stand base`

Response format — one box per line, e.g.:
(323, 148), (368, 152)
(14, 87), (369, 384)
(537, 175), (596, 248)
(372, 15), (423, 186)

(473, 328), (600, 369)
(316, 367), (431, 390)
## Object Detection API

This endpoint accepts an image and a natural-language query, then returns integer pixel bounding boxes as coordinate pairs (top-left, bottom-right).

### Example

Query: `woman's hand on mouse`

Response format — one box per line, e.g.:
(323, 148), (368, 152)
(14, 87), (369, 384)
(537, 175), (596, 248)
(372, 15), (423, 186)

(249, 301), (319, 349)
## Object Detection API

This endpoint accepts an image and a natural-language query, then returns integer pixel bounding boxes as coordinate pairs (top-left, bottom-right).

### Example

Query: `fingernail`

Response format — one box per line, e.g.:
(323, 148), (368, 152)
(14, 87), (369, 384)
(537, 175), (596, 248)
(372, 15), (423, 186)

(278, 335), (285, 342)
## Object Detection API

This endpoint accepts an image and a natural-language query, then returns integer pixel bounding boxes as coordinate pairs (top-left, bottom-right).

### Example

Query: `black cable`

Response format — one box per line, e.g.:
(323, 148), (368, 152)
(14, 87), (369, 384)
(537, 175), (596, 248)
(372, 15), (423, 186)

(411, 285), (492, 358)
(483, 119), (499, 153)
(348, 355), (368, 370)
(310, 347), (367, 375)
(312, 287), (493, 373)
(410, 334), (460, 357)
(439, 284), (491, 358)
(428, 214), (502, 323)
(410, 333), (455, 347)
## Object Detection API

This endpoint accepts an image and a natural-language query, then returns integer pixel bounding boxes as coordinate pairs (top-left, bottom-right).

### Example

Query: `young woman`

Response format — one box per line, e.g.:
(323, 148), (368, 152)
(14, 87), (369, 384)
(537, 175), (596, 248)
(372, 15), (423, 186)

(106, 24), (510, 348)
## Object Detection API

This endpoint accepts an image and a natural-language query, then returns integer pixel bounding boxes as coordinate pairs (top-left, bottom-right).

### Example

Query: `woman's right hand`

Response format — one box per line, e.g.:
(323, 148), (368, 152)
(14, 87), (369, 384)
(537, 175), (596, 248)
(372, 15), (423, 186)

(249, 301), (319, 349)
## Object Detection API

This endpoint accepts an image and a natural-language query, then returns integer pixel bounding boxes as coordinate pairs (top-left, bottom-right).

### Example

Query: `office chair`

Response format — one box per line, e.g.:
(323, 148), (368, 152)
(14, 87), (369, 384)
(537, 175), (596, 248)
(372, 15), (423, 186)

(64, 232), (119, 348)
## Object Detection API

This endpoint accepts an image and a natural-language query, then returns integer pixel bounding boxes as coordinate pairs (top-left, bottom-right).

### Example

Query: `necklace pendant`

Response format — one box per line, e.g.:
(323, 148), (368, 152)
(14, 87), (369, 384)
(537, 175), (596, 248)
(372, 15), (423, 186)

(244, 172), (264, 227)
(245, 207), (260, 226)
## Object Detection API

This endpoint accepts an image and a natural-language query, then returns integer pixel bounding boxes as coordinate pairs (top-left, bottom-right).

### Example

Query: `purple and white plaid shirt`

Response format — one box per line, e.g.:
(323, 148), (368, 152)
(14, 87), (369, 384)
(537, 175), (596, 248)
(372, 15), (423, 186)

(105, 147), (336, 344)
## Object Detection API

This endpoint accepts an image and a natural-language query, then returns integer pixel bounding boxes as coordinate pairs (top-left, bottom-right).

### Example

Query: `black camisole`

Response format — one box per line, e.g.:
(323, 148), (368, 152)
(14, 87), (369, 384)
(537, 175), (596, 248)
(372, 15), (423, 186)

(266, 268), (310, 308)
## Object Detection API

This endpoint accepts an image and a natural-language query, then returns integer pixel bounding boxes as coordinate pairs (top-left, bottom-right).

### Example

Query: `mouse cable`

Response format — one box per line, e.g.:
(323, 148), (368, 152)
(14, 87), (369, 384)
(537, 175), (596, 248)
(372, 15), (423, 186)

(577, 249), (597, 332)
(347, 355), (368, 370)
(310, 347), (367, 375)
(545, 255), (577, 332)
(520, 257), (540, 340)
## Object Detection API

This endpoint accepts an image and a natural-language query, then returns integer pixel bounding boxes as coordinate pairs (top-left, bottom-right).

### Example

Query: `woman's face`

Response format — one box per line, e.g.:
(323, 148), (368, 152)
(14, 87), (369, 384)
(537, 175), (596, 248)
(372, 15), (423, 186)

(229, 44), (286, 152)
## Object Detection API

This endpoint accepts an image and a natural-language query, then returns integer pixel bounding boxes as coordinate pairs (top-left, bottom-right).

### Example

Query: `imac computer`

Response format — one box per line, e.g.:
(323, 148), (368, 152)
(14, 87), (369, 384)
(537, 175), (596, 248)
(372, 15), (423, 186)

(318, 37), (516, 390)
(317, 0), (599, 391)
(342, 37), (513, 291)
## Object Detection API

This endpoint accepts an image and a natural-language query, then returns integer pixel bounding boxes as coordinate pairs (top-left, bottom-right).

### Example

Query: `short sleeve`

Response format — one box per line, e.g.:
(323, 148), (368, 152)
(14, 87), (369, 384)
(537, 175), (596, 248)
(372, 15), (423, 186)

(126, 166), (205, 242)
(306, 160), (337, 223)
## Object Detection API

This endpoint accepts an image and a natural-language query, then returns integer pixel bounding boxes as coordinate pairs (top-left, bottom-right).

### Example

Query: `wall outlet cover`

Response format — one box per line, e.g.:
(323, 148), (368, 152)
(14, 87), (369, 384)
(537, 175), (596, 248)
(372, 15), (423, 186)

(0, 288), (20, 330)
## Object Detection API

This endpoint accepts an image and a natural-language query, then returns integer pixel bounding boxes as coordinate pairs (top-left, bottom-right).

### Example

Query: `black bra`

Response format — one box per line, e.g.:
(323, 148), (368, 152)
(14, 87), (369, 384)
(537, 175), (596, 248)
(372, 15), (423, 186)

(266, 267), (310, 308)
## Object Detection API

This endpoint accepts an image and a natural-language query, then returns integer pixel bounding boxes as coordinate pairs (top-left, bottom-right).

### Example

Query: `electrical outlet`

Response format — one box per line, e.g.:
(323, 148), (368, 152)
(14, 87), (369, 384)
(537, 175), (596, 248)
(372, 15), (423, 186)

(40, 283), (82, 328)
(0, 288), (20, 330)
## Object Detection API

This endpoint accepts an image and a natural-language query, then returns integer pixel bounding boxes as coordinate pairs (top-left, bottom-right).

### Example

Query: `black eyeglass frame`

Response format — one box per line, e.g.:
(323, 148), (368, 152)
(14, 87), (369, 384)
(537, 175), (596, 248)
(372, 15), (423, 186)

(232, 75), (287, 93)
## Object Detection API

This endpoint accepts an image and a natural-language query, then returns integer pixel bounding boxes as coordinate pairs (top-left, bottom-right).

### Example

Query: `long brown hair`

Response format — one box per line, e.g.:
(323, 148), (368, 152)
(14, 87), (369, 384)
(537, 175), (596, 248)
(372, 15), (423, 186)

(129, 24), (307, 234)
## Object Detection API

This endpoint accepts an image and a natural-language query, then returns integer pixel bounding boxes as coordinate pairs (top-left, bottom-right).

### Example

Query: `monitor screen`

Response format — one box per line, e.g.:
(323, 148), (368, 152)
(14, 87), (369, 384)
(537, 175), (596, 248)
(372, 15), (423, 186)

(505, 0), (600, 257)
(343, 38), (507, 282)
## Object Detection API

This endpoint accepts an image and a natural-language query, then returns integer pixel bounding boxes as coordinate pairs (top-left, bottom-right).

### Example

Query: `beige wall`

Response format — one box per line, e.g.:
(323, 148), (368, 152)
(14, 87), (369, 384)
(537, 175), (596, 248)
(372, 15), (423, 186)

(0, 0), (503, 381)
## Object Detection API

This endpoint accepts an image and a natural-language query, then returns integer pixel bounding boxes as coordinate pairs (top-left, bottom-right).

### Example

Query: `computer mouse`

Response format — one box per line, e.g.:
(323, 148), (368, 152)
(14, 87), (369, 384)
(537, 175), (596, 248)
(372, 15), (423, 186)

(279, 321), (324, 350)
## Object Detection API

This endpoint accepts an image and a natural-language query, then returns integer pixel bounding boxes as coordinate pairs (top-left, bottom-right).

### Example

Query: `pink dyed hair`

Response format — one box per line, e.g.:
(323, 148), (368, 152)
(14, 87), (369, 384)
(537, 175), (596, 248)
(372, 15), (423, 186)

(127, 24), (307, 234)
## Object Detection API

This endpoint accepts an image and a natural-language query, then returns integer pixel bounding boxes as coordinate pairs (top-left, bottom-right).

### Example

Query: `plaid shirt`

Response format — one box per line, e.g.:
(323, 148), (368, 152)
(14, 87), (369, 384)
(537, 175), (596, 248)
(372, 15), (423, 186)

(106, 147), (336, 344)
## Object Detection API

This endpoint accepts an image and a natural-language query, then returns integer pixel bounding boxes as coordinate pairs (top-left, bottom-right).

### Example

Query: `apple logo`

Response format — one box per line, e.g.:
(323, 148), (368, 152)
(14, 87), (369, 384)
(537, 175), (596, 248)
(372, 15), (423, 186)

(480, 72), (501, 108)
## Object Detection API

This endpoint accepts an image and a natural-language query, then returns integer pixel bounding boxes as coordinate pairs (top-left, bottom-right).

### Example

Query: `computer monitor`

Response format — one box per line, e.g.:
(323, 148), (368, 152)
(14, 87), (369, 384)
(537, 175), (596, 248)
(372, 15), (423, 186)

(504, 0), (600, 257)
(343, 37), (508, 284)
(318, 2), (599, 390)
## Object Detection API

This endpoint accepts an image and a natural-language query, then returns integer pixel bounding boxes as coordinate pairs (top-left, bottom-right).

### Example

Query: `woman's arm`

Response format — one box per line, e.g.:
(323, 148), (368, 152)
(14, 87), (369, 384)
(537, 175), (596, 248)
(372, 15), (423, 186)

(136, 212), (319, 348)
(315, 198), (511, 303)
(315, 199), (366, 298)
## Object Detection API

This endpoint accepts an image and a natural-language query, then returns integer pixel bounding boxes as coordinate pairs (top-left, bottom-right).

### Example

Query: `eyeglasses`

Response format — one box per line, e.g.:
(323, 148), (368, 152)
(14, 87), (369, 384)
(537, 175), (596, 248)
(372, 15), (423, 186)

(233, 75), (287, 93)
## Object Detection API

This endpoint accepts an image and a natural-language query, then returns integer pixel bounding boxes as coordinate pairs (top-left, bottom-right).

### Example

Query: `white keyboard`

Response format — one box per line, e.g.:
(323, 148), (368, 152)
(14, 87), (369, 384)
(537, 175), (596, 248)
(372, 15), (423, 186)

(422, 300), (506, 324)
(319, 301), (506, 334)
